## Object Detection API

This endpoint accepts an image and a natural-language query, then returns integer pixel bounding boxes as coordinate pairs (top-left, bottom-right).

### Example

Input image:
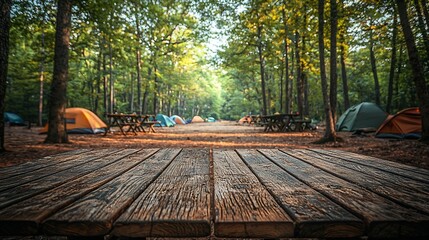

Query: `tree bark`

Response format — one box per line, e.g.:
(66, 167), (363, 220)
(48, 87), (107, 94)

(318, 0), (337, 142)
(329, 0), (338, 122)
(0, 0), (12, 152)
(295, 30), (304, 116)
(369, 26), (381, 106)
(45, 0), (72, 144)
(282, 0), (291, 114)
(257, 24), (268, 115)
(340, 42), (350, 111)
(421, 0), (429, 30)
(135, 12), (143, 114)
(396, 0), (429, 142)
(413, 0), (429, 56)
(387, 5), (398, 113)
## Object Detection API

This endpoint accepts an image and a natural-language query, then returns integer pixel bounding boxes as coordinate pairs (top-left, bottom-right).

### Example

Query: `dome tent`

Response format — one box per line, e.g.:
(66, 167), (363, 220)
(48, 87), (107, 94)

(336, 102), (387, 132)
(156, 114), (175, 127)
(170, 115), (186, 124)
(40, 107), (107, 134)
(4, 112), (25, 126)
(191, 115), (205, 123)
(375, 107), (421, 139)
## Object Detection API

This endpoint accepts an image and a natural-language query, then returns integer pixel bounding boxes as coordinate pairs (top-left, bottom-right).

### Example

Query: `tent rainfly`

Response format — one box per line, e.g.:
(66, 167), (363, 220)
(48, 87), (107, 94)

(191, 115), (205, 123)
(170, 115), (186, 124)
(4, 112), (25, 126)
(156, 114), (176, 127)
(40, 107), (107, 134)
(336, 102), (388, 132)
(375, 107), (421, 139)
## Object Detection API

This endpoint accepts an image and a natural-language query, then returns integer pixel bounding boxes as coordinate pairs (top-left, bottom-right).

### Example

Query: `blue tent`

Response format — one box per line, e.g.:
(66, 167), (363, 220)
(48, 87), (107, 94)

(207, 117), (216, 122)
(4, 112), (25, 126)
(156, 114), (176, 127)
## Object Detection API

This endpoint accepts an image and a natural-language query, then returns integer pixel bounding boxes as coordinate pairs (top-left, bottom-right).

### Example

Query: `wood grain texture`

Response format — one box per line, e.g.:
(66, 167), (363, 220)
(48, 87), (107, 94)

(42, 148), (179, 237)
(0, 149), (139, 210)
(113, 148), (211, 238)
(0, 148), (119, 192)
(213, 149), (293, 238)
(236, 149), (364, 238)
(312, 149), (429, 183)
(260, 149), (429, 239)
(288, 149), (429, 214)
(0, 149), (91, 180)
(0, 149), (158, 236)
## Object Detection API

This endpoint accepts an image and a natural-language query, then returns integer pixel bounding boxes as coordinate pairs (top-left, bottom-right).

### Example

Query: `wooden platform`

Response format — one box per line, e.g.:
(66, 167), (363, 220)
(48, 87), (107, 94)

(0, 148), (428, 239)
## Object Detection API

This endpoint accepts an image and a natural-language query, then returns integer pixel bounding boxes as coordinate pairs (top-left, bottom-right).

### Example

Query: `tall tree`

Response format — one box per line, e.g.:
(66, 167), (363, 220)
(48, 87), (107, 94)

(0, 0), (12, 152)
(396, 0), (429, 143)
(368, 21), (381, 106)
(330, 0), (338, 120)
(339, 0), (350, 111)
(387, 4), (398, 113)
(317, 0), (337, 142)
(45, 0), (72, 144)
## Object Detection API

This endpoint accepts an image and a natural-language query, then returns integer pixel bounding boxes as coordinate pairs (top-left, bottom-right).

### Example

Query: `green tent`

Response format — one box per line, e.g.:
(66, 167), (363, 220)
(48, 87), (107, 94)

(336, 102), (388, 132)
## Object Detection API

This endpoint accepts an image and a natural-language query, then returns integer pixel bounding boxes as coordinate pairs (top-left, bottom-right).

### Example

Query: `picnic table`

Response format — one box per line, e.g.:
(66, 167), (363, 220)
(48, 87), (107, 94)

(106, 114), (158, 135)
(260, 113), (312, 132)
(1, 148), (428, 239)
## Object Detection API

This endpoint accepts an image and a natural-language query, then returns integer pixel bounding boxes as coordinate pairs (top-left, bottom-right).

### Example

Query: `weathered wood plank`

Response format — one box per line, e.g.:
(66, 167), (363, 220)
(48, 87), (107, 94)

(0, 149), (91, 180)
(288, 149), (429, 213)
(0, 149), (120, 192)
(213, 150), (293, 238)
(0, 149), (159, 236)
(260, 149), (429, 239)
(312, 149), (429, 183)
(113, 149), (211, 238)
(42, 148), (180, 237)
(236, 149), (364, 238)
(0, 149), (139, 210)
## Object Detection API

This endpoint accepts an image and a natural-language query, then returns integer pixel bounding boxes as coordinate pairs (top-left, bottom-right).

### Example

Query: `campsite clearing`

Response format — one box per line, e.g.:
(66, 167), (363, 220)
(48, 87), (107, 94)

(1, 121), (428, 170)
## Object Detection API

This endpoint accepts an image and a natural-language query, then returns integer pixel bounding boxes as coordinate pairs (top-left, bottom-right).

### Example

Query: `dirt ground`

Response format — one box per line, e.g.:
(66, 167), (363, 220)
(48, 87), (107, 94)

(1, 121), (428, 170)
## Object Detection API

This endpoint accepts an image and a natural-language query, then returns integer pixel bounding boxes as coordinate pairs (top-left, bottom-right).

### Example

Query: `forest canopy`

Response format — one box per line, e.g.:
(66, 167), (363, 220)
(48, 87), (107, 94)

(4, 0), (428, 124)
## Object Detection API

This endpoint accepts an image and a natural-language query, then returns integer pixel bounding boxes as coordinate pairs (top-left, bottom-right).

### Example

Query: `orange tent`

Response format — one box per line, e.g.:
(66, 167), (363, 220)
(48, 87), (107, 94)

(40, 107), (107, 134)
(238, 116), (251, 124)
(191, 115), (205, 123)
(375, 107), (421, 139)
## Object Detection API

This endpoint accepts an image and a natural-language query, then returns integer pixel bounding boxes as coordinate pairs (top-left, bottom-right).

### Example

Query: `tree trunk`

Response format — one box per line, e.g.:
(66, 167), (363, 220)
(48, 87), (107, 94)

(421, 0), (429, 30)
(45, 0), (72, 144)
(108, 41), (114, 113)
(387, 6), (398, 113)
(94, 42), (101, 114)
(295, 30), (303, 116)
(317, 0), (337, 142)
(282, 0), (290, 114)
(257, 24), (268, 116)
(135, 14), (142, 114)
(413, 0), (429, 56)
(103, 48), (108, 116)
(38, 30), (45, 127)
(153, 66), (159, 114)
(130, 72), (134, 112)
(394, 44), (404, 110)
(340, 35), (350, 111)
(330, 0), (338, 122)
(369, 27), (381, 106)
(0, 0), (12, 152)
(396, 0), (429, 142)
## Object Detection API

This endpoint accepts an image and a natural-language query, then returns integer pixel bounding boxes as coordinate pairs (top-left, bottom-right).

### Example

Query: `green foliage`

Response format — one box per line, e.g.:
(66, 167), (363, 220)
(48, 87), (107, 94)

(4, 0), (426, 124)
